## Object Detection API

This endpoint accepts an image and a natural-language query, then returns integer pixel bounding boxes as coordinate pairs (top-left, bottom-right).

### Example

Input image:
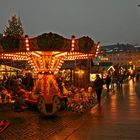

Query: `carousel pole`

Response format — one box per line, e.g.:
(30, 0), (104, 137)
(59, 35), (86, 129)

(89, 56), (92, 84)
(71, 35), (76, 87)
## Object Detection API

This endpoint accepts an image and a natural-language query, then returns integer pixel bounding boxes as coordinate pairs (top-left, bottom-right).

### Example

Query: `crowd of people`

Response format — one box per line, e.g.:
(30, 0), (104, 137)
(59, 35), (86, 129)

(66, 70), (139, 110)
(0, 73), (34, 111)
(2, 73), (34, 92)
(0, 69), (139, 113)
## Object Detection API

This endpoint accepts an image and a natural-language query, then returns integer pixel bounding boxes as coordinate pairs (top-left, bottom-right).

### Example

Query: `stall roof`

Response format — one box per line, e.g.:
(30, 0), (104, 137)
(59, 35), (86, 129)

(0, 59), (31, 70)
(98, 62), (113, 66)
(91, 62), (114, 73)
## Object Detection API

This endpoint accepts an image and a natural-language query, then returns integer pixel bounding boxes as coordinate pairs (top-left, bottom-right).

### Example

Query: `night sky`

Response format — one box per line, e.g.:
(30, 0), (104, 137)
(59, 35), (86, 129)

(0, 0), (140, 46)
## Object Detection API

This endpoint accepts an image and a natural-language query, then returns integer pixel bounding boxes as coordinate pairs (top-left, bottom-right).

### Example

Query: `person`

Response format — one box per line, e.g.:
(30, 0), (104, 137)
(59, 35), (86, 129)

(105, 75), (111, 92)
(56, 74), (63, 94)
(93, 74), (104, 104)
(111, 74), (115, 89)
(22, 73), (34, 91)
(136, 73), (139, 81)
(118, 74), (124, 87)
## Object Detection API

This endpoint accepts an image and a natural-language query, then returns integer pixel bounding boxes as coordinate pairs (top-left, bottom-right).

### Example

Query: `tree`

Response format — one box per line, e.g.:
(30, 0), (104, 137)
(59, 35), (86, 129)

(3, 15), (24, 38)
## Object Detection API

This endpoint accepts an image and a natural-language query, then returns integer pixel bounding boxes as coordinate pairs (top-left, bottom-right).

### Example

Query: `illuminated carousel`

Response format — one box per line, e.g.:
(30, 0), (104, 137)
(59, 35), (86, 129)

(0, 32), (100, 115)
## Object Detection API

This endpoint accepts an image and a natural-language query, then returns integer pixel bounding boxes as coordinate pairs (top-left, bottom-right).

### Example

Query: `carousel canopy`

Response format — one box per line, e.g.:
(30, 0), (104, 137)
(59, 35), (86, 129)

(0, 32), (98, 53)
(0, 32), (100, 73)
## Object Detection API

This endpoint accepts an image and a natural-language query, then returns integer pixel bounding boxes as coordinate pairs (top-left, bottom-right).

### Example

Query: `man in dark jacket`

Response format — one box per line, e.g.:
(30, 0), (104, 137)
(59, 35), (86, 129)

(94, 74), (104, 104)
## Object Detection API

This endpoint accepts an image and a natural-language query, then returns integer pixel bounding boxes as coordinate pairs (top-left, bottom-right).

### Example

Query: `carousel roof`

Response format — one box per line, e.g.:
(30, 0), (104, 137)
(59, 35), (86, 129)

(0, 32), (100, 73)
(0, 32), (98, 53)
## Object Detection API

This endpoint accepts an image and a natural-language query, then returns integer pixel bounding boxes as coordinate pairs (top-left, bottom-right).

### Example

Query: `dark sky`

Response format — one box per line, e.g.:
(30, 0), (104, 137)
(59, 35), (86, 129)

(0, 0), (140, 46)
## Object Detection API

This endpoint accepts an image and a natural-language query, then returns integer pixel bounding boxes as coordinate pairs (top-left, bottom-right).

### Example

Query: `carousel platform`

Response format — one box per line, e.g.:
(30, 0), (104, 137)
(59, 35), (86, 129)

(25, 99), (38, 110)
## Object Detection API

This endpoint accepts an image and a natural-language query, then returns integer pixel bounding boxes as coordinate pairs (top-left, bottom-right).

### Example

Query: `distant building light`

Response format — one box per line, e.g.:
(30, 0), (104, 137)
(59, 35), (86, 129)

(101, 57), (108, 61)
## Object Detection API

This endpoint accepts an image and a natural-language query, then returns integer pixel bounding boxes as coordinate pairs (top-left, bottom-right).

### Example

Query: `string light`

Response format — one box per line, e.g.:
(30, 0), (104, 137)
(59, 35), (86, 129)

(71, 35), (75, 51)
(0, 34), (99, 74)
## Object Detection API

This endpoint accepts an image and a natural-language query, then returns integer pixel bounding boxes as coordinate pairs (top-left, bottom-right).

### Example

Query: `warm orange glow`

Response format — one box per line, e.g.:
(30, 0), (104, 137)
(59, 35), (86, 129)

(72, 44), (74, 47)
(71, 36), (75, 51)
(72, 40), (75, 43)
(97, 44), (100, 49)
(25, 40), (29, 43)
(25, 36), (30, 52)
(0, 35), (99, 74)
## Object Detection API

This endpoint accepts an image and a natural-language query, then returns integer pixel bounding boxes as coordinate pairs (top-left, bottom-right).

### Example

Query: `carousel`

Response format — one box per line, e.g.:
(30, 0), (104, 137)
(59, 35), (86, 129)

(0, 32), (100, 115)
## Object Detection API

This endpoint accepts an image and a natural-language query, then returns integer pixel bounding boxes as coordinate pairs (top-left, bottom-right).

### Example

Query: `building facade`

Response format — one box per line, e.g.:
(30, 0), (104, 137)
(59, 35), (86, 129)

(95, 44), (140, 68)
(107, 51), (140, 67)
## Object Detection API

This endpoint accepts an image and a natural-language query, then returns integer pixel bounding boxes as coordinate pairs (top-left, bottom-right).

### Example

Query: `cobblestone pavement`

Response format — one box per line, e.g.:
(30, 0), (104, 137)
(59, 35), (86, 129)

(0, 95), (105, 140)
(0, 85), (112, 140)
(0, 108), (88, 140)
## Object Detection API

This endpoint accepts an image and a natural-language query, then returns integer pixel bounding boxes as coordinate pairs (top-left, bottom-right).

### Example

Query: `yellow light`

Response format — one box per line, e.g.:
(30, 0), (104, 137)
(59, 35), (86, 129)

(25, 40), (29, 43)
(72, 40), (75, 43)
(97, 44), (100, 49)
(26, 48), (29, 51)
(31, 52), (40, 57)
